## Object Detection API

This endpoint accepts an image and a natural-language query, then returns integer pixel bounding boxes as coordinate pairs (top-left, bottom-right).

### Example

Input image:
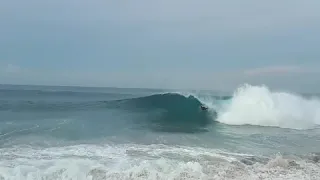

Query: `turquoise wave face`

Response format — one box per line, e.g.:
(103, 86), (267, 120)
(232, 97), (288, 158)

(121, 93), (217, 133)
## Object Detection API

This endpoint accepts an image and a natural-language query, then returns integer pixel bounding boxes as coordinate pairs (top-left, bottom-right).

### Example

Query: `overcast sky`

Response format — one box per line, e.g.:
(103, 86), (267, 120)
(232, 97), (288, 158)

(1, 0), (320, 92)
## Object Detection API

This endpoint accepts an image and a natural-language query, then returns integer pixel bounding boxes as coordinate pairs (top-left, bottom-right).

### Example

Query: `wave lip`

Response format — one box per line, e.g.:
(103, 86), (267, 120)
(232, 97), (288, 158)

(216, 84), (320, 130)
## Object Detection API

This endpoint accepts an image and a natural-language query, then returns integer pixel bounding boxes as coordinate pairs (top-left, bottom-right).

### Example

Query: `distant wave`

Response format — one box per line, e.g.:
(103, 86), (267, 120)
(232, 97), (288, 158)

(0, 88), (138, 98)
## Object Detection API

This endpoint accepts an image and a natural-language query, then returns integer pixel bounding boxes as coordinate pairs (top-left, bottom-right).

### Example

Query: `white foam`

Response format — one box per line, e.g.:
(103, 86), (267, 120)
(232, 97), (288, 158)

(0, 144), (318, 180)
(215, 84), (320, 130)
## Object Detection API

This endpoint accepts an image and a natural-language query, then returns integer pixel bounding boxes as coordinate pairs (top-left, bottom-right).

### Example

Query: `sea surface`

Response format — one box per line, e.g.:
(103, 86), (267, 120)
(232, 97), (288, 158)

(0, 84), (320, 180)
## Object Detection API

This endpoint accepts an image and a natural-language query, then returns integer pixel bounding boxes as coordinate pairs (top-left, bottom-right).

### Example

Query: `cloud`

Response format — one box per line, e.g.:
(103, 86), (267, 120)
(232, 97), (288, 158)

(3, 64), (21, 73)
(243, 65), (317, 76)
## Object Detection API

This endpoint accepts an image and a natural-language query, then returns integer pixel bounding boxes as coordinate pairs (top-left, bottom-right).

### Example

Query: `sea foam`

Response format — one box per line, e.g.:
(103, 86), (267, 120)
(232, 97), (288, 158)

(215, 84), (320, 129)
(0, 144), (318, 180)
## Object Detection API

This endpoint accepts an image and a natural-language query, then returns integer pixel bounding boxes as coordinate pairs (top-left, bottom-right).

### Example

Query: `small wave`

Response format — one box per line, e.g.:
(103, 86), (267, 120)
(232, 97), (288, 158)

(215, 84), (320, 130)
(0, 100), (112, 112)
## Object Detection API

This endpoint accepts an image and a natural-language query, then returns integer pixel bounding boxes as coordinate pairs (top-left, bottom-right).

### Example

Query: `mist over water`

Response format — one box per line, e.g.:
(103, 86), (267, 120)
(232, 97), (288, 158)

(0, 84), (319, 180)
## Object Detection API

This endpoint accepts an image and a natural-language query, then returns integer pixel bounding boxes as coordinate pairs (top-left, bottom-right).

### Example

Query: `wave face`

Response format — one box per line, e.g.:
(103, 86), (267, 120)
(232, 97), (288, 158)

(215, 84), (320, 130)
(120, 93), (217, 133)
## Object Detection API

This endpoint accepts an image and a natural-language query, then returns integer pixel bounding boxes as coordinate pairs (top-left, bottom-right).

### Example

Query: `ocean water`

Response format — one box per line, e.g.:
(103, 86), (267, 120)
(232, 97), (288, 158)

(0, 84), (320, 180)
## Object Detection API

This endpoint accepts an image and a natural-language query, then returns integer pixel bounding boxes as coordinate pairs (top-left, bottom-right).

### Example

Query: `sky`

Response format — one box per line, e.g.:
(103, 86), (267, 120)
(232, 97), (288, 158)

(0, 0), (320, 92)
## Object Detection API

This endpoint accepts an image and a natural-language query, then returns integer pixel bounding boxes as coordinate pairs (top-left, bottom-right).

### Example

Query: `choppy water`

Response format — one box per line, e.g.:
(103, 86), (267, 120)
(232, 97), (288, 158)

(0, 84), (320, 180)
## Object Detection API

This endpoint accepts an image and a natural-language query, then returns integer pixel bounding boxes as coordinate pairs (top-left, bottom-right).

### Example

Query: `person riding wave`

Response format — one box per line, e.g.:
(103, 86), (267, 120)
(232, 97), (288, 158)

(200, 105), (208, 111)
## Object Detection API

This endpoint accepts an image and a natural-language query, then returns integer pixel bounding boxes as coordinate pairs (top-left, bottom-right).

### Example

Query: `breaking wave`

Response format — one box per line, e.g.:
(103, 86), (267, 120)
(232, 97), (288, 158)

(215, 84), (320, 130)
(1, 84), (320, 130)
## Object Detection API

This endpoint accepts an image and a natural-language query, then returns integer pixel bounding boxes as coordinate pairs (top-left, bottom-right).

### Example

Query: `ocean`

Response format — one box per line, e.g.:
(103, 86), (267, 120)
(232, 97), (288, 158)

(0, 84), (319, 180)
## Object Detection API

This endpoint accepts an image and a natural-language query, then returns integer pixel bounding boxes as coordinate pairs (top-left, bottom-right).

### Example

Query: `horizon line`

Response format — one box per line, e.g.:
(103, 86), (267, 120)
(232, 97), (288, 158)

(0, 83), (227, 93)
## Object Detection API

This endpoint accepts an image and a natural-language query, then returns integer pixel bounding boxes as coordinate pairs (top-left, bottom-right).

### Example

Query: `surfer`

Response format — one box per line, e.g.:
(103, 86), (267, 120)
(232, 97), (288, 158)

(200, 105), (208, 111)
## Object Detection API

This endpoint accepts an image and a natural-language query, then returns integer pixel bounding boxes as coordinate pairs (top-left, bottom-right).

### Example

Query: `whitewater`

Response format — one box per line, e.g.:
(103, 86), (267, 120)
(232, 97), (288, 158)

(207, 84), (320, 129)
(0, 84), (319, 180)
